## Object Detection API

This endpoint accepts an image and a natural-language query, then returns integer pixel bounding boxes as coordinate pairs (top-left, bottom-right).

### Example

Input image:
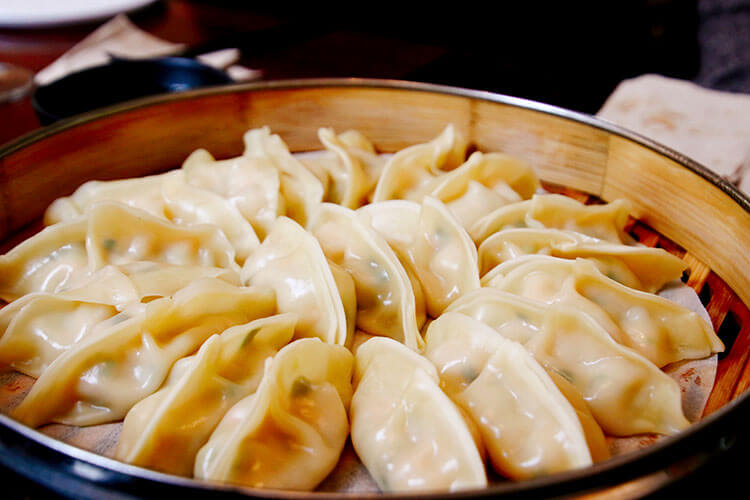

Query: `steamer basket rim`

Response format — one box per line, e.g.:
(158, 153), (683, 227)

(0, 77), (748, 499)
(1, 77), (747, 214)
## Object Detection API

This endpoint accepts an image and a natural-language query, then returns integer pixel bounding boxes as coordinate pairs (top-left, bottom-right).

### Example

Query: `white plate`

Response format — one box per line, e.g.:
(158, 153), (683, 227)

(0, 0), (157, 28)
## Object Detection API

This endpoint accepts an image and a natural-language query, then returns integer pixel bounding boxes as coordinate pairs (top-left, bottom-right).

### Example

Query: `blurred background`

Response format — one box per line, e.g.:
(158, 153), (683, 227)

(1, 0), (749, 498)
(2, 0), (748, 143)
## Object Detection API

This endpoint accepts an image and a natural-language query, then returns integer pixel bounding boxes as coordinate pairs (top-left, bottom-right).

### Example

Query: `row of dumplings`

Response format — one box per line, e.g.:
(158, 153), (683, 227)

(0, 125), (724, 493)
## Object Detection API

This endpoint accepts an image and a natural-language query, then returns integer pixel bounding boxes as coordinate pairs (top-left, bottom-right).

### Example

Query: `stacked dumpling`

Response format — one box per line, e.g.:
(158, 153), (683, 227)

(0, 124), (724, 493)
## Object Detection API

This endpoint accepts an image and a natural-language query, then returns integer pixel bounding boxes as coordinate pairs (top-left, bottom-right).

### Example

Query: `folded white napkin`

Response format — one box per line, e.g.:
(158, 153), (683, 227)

(597, 74), (750, 194)
(35, 14), (262, 86)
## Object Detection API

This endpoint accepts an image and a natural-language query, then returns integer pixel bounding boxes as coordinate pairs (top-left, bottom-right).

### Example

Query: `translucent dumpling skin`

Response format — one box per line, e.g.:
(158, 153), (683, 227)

(350, 337), (487, 492)
(194, 338), (353, 491)
(446, 289), (691, 436)
(12, 279), (275, 427)
(424, 312), (594, 480)
(116, 314), (296, 476)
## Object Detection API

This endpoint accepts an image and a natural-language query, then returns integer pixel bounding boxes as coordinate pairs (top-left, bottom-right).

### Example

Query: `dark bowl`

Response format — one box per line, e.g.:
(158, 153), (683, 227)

(31, 56), (234, 125)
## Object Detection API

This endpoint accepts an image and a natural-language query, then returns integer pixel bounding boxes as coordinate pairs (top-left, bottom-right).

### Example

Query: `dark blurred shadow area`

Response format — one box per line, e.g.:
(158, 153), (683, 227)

(696, 0), (750, 92)
(9, 0), (750, 116)
(201, 0), (702, 113)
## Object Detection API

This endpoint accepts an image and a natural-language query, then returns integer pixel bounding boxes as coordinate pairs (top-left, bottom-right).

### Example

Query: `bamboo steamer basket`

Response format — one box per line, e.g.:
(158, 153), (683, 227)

(0, 79), (748, 499)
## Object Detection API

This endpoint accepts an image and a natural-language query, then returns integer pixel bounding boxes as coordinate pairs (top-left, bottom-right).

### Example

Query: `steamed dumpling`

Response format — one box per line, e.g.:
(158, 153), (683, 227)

(332, 129), (387, 192)
(308, 203), (425, 350)
(545, 369), (610, 463)
(44, 171), (178, 225)
(243, 127), (324, 227)
(0, 266), (139, 377)
(371, 124), (467, 202)
(424, 312), (596, 479)
(484, 255), (723, 367)
(86, 202), (240, 274)
(446, 288), (690, 436)
(0, 262), (242, 378)
(161, 171), (260, 263)
(298, 128), (388, 202)
(116, 313), (296, 476)
(351, 336), (486, 492)
(181, 148), (285, 240)
(477, 227), (687, 292)
(12, 279), (275, 427)
(241, 216), (354, 346)
(42, 156), (270, 262)
(1, 202), (241, 301)
(359, 197), (480, 317)
(0, 218), (88, 301)
(310, 127), (373, 208)
(420, 151), (540, 229)
(113, 261), (240, 300)
(470, 194), (633, 245)
(194, 338), (353, 491)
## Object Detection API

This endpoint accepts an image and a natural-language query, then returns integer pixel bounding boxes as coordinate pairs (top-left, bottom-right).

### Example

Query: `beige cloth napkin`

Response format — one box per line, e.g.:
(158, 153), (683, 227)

(34, 14), (262, 86)
(597, 74), (750, 194)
